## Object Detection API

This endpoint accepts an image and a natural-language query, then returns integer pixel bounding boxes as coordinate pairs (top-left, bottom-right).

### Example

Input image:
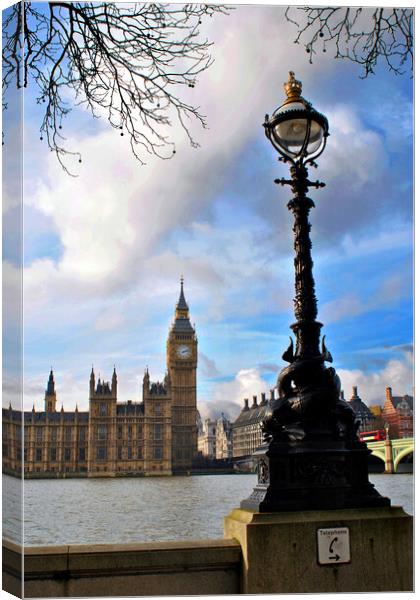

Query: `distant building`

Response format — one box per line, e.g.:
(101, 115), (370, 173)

(197, 417), (217, 459)
(382, 387), (413, 439)
(345, 386), (375, 432)
(197, 413), (234, 461)
(3, 280), (198, 478)
(215, 414), (233, 460)
(232, 392), (272, 458)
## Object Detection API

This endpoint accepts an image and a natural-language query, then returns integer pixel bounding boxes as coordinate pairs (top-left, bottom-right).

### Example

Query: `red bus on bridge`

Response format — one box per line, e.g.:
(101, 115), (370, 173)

(359, 429), (386, 442)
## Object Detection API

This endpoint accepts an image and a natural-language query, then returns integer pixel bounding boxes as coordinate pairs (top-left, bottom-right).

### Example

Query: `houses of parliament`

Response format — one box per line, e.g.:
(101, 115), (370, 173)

(2, 280), (198, 478)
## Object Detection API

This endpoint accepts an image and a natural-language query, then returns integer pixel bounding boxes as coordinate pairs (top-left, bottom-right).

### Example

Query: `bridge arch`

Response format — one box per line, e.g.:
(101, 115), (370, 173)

(369, 449), (386, 464)
(394, 446), (414, 471)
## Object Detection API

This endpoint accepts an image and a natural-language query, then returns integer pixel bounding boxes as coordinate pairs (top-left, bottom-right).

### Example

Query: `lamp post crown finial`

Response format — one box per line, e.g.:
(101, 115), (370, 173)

(284, 71), (302, 101)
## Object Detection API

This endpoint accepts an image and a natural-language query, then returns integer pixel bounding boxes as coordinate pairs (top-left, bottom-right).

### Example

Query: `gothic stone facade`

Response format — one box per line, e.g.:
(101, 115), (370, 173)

(197, 414), (233, 461)
(2, 281), (198, 478)
(197, 418), (217, 459)
(215, 415), (233, 460)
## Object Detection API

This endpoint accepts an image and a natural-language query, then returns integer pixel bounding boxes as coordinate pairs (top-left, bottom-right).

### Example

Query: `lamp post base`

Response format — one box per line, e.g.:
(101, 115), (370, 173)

(241, 439), (390, 512)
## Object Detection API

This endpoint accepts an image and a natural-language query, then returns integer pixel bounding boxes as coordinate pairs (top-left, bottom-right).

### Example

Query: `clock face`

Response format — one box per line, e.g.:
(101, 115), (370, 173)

(177, 344), (191, 359)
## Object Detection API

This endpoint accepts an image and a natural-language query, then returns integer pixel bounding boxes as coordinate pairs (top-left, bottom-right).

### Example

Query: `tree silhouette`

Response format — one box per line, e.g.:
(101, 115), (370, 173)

(285, 7), (413, 78)
(2, 2), (230, 174)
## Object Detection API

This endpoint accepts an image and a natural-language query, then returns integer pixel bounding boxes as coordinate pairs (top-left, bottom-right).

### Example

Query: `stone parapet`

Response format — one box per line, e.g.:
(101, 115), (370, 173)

(3, 538), (241, 598)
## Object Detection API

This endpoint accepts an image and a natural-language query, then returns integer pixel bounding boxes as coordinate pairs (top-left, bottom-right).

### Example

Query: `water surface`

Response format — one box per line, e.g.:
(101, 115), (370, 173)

(2, 473), (413, 546)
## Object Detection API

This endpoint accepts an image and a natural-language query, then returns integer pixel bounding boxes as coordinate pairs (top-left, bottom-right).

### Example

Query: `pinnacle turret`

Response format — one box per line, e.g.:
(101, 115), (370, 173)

(46, 368), (55, 395)
(143, 367), (150, 397)
(176, 276), (189, 313)
(45, 369), (57, 412)
(112, 365), (117, 394)
(90, 366), (96, 396)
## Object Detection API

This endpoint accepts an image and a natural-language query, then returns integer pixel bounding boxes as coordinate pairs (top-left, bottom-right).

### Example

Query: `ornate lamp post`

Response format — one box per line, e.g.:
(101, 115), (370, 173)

(241, 73), (389, 512)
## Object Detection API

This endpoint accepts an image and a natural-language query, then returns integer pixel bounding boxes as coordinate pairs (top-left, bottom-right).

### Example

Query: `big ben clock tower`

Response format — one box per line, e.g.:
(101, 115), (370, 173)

(167, 278), (198, 472)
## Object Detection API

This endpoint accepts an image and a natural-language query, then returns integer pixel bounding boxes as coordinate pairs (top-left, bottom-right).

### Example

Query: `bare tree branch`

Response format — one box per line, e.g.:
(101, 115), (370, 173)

(2, 2), (231, 175)
(285, 7), (413, 79)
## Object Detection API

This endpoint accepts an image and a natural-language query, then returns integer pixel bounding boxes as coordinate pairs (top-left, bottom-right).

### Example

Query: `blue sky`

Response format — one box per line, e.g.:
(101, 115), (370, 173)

(2, 4), (413, 418)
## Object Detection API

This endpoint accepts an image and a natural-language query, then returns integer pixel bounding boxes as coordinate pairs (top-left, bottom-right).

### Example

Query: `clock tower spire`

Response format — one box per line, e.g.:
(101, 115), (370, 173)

(167, 277), (198, 472)
(175, 276), (189, 319)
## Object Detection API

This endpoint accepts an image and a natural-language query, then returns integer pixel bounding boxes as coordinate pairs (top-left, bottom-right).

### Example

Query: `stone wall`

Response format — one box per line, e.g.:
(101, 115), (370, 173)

(2, 538), (241, 598)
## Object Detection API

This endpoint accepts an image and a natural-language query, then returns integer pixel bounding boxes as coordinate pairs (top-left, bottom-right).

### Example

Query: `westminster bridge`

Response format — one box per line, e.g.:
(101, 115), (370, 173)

(367, 437), (414, 474)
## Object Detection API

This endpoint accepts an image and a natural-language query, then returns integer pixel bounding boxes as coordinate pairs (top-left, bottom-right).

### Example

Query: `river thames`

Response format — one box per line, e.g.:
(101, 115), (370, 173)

(2, 473), (413, 546)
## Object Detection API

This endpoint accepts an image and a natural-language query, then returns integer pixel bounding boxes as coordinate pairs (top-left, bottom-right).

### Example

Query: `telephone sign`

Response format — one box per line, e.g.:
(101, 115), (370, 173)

(317, 527), (350, 565)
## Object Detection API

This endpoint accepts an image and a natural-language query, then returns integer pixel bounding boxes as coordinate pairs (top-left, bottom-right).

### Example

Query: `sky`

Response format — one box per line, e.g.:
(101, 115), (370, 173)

(2, 3), (413, 420)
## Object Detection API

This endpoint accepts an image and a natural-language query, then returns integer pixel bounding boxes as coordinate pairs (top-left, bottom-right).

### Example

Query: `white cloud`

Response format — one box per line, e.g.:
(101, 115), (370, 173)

(319, 266), (412, 325)
(319, 293), (366, 324)
(199, 367), (271, 421)
(323, 109), (387, 186)
(18, 8), (327, 305)
(199, 353), (221, 378)
(339, 223), (412, 260)
(376, 270), (412, 304)
(338, 349), (413, 407)
(93, 309), (125, 332)
(14, 7), (407, 329)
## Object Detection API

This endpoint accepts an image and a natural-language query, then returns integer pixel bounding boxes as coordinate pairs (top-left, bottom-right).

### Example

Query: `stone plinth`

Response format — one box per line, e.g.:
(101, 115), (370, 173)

(224, 506), (413, 593)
